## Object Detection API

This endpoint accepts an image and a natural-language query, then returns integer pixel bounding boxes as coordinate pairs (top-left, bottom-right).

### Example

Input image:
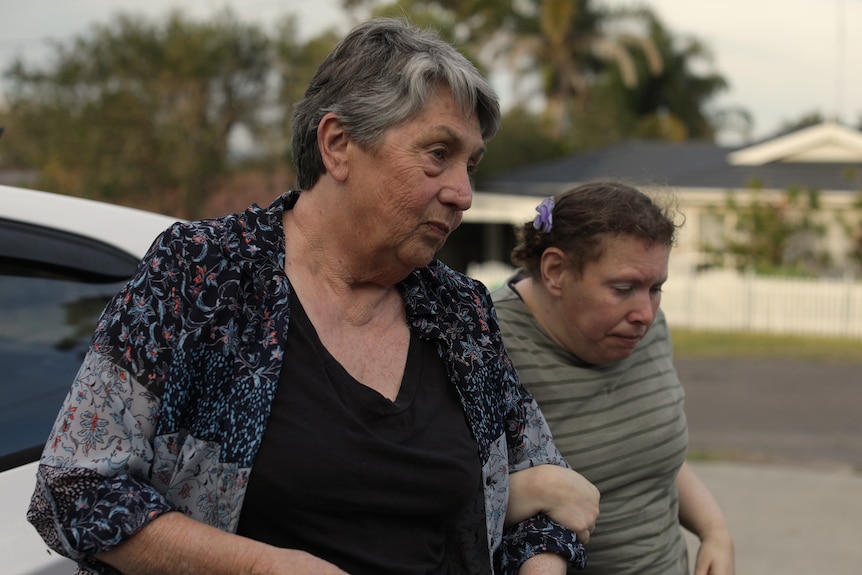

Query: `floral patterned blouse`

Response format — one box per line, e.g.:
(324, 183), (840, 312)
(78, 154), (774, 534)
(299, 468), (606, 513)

(27, 192), (585, 574)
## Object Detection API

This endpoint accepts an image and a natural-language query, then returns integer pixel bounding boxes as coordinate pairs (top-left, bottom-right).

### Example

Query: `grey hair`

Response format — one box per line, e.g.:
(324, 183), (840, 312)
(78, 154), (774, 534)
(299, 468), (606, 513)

(291, 17), (501, 190)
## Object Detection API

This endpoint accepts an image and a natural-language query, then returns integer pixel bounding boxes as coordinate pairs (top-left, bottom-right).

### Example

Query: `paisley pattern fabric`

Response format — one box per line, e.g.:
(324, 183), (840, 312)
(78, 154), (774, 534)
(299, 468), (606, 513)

(28, 192), (585, 574)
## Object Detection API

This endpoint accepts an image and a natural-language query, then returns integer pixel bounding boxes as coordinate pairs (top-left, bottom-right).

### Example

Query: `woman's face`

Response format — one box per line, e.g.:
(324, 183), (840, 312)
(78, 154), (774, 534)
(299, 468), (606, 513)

(551, 234), (670, 366)
(343, 86), (486, 273)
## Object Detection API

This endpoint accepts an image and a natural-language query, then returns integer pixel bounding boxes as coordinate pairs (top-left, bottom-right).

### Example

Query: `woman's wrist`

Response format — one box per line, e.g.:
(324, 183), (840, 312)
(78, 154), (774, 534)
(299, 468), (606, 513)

(698, 521), (733, 545)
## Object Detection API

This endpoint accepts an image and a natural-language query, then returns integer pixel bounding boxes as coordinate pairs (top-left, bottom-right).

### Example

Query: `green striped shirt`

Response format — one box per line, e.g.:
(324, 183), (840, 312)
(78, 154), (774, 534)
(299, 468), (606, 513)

(493, 283), (689, 574)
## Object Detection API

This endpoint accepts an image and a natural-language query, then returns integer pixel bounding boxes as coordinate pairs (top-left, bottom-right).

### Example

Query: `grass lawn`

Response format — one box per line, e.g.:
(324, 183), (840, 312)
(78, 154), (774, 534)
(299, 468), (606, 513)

(670, 329), (862, 363)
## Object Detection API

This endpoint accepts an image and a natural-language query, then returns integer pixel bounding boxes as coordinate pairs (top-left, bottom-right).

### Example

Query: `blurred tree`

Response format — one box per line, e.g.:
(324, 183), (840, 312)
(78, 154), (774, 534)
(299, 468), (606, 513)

(775, 110), (825, 136)
(472, 105), (568, 186)
(709, 184), (831, 276)
(2, 9), (272, 218)
(836, 183), (862, 274)
(610, 10), (728, 141)
(711, 106), (755, 145)
(271, 15), (343, 168)
(562, 8), (730, 149)
(527, 0), (664, 137)
(849, 193), (862, 273)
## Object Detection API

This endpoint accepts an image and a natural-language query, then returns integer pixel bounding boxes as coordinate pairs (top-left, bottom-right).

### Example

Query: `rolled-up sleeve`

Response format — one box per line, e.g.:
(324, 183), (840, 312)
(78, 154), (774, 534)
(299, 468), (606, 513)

(26, 203), (292, 572)
(27, 226), (184, 571)
(27, 348), (173, 570)
(497, 512), (586, 574)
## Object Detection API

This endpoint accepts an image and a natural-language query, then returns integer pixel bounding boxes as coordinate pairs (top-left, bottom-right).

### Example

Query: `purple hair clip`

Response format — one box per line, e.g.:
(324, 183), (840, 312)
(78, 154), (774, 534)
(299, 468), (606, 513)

(532, 196), (554, 233)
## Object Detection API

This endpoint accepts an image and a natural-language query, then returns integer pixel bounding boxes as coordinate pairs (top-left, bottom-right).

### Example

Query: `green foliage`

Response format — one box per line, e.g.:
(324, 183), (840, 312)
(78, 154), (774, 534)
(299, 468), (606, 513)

(608, 11), (728, 141)
(2, 9), (273, 218)
(839, 191), (862, 270)
(710, 185), (832, 276)
(776, 111), (824, 136)
(468, 0), (661, 139)
(272, 16), (343, 165)
(473, 106), (569, 185)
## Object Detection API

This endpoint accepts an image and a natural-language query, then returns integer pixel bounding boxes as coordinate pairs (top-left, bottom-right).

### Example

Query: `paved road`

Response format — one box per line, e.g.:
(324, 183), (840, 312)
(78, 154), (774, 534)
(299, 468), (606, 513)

(676, 358), (862, 469)
(675, 358), (862, 575)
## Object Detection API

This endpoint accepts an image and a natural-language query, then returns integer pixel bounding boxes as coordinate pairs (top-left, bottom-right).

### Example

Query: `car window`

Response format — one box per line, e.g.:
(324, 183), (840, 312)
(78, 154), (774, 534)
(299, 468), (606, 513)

(0, 218), (139, 471)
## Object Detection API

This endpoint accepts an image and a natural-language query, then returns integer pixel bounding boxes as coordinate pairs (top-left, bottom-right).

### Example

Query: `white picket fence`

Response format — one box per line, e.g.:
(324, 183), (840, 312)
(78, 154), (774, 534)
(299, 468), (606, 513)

(661, 269), (862, 339)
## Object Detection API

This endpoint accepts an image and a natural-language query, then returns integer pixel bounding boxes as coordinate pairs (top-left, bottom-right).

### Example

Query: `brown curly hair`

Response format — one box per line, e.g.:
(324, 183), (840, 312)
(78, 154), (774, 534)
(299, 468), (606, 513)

(511, 180), (682, 279)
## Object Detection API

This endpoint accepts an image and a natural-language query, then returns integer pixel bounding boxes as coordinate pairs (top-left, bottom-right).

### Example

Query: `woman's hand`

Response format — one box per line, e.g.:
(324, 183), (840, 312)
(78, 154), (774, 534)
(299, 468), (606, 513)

(677, 461), (735, 575)
(506, 464), (600, 543)
(692, 527), (735, 575)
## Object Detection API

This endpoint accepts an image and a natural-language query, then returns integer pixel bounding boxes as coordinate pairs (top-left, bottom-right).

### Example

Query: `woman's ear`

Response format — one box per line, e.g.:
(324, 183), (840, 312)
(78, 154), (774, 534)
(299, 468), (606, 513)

(317, 112), (350, 181)
(540, 247), (568, 298)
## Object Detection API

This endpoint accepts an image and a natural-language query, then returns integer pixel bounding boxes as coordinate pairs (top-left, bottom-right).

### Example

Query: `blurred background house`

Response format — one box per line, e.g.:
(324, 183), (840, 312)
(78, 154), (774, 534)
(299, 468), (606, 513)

(447, 120), (862, 280)
(441, 121), (862, 338)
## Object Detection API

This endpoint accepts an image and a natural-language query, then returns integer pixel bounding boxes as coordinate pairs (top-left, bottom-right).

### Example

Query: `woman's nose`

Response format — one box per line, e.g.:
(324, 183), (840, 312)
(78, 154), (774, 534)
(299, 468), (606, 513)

(440, 166), (473, 211)
(629, 293), (658, 325)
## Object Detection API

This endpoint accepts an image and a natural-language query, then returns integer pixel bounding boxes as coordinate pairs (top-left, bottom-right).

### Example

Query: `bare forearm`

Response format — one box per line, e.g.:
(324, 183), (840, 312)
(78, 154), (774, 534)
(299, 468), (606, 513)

(677, 462), (730, 538)
(97, 512), (347, 575)
(677, 462), (735, 574)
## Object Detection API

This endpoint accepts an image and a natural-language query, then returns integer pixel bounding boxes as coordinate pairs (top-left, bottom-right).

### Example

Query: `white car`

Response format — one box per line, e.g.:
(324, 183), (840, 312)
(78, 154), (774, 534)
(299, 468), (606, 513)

(0, 184), (179, 574)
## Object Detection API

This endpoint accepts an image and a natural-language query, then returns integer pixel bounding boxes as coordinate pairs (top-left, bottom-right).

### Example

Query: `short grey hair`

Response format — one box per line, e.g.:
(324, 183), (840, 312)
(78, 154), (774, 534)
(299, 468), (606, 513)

(291, 17), (501, 190)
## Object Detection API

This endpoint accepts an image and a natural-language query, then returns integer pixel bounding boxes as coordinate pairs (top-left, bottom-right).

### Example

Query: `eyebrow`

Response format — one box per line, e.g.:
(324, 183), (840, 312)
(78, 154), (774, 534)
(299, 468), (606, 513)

(608, 272), (669, 285)
(435, 125), (486, 158)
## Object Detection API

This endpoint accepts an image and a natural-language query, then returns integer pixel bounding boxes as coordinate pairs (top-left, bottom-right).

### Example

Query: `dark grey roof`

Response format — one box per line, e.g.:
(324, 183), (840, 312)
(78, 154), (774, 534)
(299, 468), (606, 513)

(486, 140), (862, 196)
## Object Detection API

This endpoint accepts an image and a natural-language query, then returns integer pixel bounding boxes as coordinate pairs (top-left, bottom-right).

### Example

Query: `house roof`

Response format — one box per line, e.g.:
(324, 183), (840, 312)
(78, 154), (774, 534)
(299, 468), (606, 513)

(728, 121), (862, 165)
(486, 121), (862, 197)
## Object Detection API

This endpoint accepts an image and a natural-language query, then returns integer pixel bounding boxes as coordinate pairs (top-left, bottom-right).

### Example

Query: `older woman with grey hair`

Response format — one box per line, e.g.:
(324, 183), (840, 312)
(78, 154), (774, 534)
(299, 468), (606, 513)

(28, 18), (598, 575)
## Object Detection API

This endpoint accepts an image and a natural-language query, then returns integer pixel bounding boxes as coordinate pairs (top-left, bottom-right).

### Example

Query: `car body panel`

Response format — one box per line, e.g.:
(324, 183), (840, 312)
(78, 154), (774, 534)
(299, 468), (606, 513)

(0, 185), (179, 257)
(0, 185), (181, 573)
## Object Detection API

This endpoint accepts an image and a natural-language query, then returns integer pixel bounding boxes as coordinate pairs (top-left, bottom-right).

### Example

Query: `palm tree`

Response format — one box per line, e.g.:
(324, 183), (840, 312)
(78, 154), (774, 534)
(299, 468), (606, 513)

(463, 0), (661, 138)
(616, 11), (729, 141)
(538, 0), (662, 132)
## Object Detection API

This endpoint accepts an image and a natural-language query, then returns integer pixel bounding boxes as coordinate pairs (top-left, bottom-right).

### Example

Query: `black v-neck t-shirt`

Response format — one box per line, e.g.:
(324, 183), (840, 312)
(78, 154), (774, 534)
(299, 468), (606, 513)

(237, 292), (480, 574)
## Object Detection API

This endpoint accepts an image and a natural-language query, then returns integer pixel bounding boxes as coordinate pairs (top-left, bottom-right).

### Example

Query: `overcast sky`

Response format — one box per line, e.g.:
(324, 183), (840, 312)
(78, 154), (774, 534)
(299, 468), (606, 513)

(1, 0), (860, 144)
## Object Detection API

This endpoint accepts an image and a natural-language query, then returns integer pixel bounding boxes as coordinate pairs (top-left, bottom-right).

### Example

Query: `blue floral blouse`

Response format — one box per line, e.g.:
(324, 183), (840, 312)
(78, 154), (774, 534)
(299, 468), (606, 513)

(27, 192), (585, 574)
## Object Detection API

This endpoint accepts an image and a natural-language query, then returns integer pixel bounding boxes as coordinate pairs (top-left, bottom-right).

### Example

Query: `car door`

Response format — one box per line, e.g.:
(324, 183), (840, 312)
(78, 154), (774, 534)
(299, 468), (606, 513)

(0, 216), (141, 574)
